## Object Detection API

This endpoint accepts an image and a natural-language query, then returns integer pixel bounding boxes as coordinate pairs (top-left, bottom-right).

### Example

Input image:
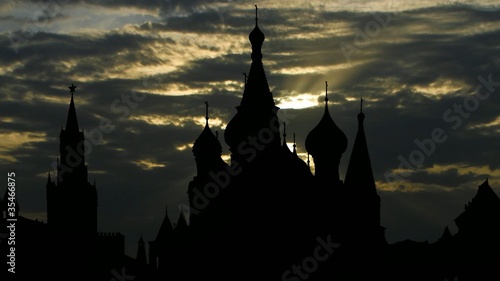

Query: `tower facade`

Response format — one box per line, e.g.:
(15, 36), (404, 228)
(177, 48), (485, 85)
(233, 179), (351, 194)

(46, 84), (97, 235)
(46, 85), (97, 231)
(43, 84), (98, 278)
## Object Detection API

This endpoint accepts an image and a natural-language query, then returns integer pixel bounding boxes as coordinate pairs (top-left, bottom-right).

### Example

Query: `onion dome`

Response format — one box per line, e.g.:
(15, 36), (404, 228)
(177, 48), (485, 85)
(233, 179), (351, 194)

(193, 102), (222, 157)
(305, 81), (348, 157)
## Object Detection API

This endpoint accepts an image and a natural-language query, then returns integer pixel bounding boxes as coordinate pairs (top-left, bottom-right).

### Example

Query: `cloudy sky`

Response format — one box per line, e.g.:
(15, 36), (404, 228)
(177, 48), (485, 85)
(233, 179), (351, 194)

(1, 0), (500, 257)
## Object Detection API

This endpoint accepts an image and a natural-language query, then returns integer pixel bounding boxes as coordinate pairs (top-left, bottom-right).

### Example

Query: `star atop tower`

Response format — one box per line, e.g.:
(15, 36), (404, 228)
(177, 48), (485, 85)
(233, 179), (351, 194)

(65, 83), (80, 132)
(69, 83), (77, 95)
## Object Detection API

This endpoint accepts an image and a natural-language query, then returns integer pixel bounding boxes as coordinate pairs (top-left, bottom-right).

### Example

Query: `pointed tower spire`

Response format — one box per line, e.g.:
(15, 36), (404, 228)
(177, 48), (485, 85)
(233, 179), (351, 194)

(224, 6), (280, 156)
(343, 98), (385, 244)
(344, 98), (375, 192)
(238, 4), (272, 108)
(65, 83), (80, 132)
(47, 172), (52, 185)
(156, 205), (174, 241)
(58, 83), (87, 184)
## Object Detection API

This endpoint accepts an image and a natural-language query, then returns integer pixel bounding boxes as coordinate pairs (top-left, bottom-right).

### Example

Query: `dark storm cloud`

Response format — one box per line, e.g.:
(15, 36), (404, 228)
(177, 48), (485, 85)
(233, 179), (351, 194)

(171, 53), (249, 83)
(2, 30), (167, 64)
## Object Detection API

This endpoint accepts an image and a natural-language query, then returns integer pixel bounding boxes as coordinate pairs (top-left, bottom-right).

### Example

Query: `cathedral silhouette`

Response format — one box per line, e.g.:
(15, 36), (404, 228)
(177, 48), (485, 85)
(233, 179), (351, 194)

(1, 7), (500, 280)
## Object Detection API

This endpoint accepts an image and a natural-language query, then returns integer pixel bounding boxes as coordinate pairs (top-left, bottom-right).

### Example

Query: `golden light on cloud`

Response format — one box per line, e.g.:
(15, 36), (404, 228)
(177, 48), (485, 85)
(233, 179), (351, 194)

(22, 92), (83, 105)
(131, 114), (226, 128)
(132, 158), (166, 170)
(380, 163), (500, 192)
(376, 180), (427, 192)
(0, 132), (47, 163)
(470, 116), (500, 130)
(274, 62), (363, 75)
(276, 93), (318, 109)
(412, 78), (466, 97)
(221, 153), (231, 164)
(176, 144), (191, 151)
(426, 163), (500, 178)
(0, 117), (16, 123)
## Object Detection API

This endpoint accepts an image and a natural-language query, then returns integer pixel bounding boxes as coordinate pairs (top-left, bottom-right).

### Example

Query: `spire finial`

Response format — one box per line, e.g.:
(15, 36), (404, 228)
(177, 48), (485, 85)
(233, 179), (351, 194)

(325, 81), (329, 104)
(282, 122), (287, 146)
(255, 5), (258, 24)
(204, 102), (209, 125)
(307, 153), (310, 168)
(357, 97), (365, 125)
(293, 132), (297, 154)
(69, 83), (77, 97)
(242, 72), (248, 84)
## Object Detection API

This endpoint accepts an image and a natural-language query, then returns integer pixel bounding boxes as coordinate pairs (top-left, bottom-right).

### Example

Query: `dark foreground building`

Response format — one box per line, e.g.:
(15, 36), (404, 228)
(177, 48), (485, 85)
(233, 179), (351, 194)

(0, 85), (137, 280)
(147, 9), (500, 281)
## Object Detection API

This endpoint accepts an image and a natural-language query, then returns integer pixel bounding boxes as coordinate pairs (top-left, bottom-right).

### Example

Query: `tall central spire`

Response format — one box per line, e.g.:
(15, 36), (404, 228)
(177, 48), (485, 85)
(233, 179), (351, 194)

(240, 5), (273, 108)
(224, 6), (280, 155)
(58, 83), (88, 184)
